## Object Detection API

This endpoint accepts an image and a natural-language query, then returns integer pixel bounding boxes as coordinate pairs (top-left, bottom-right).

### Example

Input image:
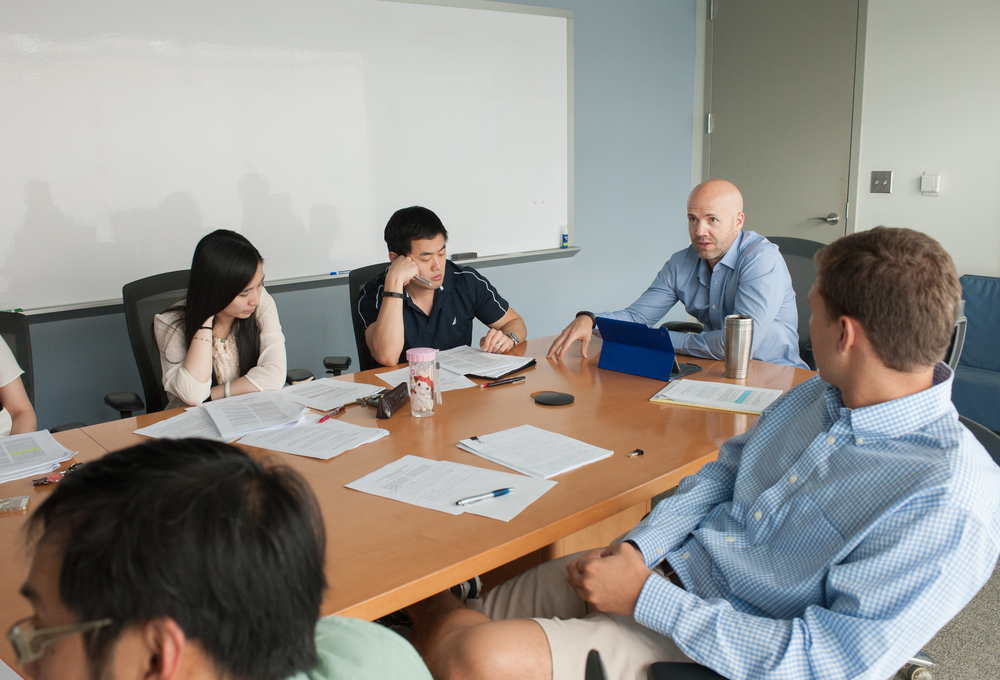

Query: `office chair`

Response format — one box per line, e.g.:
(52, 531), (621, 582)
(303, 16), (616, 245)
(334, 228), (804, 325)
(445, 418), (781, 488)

(0, 311), (85, 432)
(767, 236), (825, 370)
(349, 262), (390, 371)
(104, 270), (350, 418)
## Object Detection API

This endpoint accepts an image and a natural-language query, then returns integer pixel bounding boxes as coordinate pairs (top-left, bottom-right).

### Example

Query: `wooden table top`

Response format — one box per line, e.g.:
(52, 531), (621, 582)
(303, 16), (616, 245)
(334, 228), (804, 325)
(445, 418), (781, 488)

(2, 337), (814, 635)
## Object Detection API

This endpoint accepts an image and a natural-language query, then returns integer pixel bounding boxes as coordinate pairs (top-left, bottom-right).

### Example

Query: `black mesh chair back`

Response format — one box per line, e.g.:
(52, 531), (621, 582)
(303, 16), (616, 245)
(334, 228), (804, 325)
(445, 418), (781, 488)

(348, 262), (390, 371)
(122, 270), (190, 414)
(767, 237), (825, 370)
(0, 311), (34, 405)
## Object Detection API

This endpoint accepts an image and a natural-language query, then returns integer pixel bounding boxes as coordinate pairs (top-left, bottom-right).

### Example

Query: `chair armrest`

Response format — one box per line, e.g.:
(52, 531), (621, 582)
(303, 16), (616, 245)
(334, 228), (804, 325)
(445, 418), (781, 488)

(104, 392), (145, 419)
(286, 368), (315, 385)
(50, 422), (87, 433)
(324, 356), (352, 376)
(661, 321), (705, 334)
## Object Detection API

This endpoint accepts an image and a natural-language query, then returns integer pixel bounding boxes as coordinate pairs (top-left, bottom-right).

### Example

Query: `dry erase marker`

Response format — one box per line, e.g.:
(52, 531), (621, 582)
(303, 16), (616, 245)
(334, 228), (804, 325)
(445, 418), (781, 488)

(456, 488), (513, 506)
(480, 377), (526, 388)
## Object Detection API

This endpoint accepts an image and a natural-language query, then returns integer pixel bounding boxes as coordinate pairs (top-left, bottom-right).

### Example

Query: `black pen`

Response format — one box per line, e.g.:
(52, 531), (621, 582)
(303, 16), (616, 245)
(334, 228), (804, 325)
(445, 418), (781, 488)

(480, 376), (526, 389)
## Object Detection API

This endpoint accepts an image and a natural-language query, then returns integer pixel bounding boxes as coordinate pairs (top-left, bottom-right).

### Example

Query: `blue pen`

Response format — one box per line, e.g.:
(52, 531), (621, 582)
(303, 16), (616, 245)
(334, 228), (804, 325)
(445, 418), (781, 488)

(329, 270), (352, 276)
(455, 487), (513, 506)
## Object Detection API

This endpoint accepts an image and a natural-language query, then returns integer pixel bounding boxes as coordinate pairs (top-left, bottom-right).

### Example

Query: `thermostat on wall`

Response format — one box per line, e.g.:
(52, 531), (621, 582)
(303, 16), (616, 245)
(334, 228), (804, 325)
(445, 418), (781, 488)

(921, 172), (941, 196)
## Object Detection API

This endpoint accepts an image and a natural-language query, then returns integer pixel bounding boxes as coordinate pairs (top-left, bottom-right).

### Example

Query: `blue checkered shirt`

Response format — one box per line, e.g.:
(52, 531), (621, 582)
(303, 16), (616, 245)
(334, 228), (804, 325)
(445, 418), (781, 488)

(597, 231), (807, 368)
(626, 364), (1000, 679)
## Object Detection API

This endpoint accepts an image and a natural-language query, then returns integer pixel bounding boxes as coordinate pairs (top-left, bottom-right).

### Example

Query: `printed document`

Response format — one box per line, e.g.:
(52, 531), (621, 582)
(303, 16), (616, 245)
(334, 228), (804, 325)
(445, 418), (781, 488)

(282, 378), (384, 412)
(0, 430), (76, 484)
(458, 425), (613, 479)
(1, 658), (23, 680)
(239, 413), (388, 460)
(346, 455), (554, 522)
(200, 391), (306, 438)
(650, 379), (783, 415)
(375, 365), (476, 392)
(437, 346), (534, 379)
(134, 408), (239, 442)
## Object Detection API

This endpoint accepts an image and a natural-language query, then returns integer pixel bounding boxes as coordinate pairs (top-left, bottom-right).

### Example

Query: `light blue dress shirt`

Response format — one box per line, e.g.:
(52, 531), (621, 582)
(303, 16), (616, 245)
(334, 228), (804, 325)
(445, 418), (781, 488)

(626, 364), (1000, 680)
(598, 231), (807, 368)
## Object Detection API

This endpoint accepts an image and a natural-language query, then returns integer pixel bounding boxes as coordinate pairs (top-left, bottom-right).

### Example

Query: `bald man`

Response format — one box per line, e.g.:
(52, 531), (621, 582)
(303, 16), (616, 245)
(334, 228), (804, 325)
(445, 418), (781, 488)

(548, 179), (807, 368)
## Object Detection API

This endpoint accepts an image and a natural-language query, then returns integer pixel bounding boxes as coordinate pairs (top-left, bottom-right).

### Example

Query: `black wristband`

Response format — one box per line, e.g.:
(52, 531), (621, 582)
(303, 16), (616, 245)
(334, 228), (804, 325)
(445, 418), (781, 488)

(382, 291), (405, 299)
(575, 311), (596, 328)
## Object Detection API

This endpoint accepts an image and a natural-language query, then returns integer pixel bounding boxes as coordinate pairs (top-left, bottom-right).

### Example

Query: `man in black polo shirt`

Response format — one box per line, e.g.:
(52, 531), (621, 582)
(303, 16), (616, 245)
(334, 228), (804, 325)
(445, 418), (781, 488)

(359, 206), (527, 367)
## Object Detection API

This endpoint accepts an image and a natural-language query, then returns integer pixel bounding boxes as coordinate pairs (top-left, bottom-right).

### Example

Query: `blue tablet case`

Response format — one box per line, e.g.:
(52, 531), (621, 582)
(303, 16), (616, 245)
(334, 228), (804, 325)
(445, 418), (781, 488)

(595, 318), (701, 382)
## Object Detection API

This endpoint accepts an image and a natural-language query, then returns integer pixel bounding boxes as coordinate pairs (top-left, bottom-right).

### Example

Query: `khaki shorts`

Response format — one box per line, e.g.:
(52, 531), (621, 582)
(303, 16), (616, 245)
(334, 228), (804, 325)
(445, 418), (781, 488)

(469, 552), (693, 680)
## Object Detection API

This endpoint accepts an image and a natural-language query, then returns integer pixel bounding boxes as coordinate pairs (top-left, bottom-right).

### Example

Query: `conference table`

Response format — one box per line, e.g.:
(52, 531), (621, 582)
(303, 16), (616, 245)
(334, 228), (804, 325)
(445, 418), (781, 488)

(0, 336), (812, 672)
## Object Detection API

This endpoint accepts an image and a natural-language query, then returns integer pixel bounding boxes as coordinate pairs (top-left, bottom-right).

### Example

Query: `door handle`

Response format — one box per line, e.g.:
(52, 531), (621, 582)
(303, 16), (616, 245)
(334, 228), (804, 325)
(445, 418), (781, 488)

(810, 213), (840, 226)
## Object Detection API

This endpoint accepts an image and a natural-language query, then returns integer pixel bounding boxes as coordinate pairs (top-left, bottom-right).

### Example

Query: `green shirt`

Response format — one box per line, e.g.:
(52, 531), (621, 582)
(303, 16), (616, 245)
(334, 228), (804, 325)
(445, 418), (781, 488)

(286, 616), (432, 680)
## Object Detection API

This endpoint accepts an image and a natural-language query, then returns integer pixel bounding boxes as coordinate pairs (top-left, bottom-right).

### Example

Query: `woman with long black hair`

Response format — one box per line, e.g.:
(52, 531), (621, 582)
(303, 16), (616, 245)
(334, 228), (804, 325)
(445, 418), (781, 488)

(154, 229), (287, 408)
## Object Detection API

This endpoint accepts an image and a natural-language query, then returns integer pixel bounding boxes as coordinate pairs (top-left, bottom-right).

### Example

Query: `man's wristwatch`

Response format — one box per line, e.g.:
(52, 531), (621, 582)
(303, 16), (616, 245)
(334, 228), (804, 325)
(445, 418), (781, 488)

(575, 311), (596, 328)
(505, 332), (520, 346)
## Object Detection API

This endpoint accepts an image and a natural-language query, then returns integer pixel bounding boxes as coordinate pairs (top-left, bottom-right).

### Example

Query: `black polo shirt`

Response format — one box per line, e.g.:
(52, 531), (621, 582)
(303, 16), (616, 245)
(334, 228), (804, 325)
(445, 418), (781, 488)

(358, 260), (511, 366)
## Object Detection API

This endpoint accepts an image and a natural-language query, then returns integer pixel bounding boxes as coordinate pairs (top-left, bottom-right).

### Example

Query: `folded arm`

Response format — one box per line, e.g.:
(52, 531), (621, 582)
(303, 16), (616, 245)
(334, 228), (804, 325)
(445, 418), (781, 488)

(633, 502), (998, 680)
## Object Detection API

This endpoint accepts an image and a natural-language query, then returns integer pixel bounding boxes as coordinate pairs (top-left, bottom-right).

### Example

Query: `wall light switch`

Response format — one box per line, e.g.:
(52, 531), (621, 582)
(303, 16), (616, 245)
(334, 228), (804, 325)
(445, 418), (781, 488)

(921, 172), (941, 196)
(870, 170), (892, 194)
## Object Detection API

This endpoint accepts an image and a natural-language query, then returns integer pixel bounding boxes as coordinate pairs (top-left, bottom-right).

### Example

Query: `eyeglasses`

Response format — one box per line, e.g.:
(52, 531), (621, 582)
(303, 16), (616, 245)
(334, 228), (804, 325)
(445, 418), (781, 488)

(7, 616), (113, 665)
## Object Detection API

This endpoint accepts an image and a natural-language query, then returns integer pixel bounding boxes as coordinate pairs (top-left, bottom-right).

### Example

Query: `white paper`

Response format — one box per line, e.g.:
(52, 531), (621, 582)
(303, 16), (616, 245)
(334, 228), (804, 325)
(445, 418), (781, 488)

(282, 378), (384, 412)
(133, 408), (240, 442)
(0, 431), (76, 484)
(650, 380), (783, 415)
(436, 346), (533, 379)
(458, 425), (613, 479)
(239, 414), (389, 460)
(346, 455), (554, 522)
(0, 658), (24, 680)
(375, 365), (476, 392)
(200, 391), (306, 438)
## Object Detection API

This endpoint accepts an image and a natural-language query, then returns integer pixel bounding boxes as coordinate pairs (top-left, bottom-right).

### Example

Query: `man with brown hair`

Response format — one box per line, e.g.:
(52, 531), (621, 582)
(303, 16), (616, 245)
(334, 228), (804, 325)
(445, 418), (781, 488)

(409, 227), (1000, 680)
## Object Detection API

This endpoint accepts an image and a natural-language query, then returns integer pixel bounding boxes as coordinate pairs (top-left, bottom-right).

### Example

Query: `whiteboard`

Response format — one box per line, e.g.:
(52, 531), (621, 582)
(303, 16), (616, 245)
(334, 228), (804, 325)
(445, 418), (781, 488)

(0, 0), (570, 311)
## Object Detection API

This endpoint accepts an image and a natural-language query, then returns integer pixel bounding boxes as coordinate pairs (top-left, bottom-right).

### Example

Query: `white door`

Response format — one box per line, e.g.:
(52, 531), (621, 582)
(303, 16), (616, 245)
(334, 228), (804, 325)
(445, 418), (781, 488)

(706, 0), (860, 244)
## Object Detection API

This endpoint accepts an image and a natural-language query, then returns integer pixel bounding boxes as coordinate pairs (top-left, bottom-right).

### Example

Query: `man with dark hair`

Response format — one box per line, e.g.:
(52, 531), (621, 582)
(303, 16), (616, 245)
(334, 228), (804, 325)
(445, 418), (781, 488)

(408, 227), (1000, 680)
(9, 438), (430, 680)
(359, 206), (527, 367)
(547, 179), (807, 368)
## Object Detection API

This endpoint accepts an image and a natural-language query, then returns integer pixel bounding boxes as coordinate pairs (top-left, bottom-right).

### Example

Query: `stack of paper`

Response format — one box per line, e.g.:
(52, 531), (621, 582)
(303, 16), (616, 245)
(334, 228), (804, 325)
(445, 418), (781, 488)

(282, 378), (385, 412)
(134, 408), (240, 442)
(200, 391), (306, 438)
(375, 365), (476, 392)
(239, 413), (389, 460)
(346, 455), (554, 522)
(458, 425), (613, 479)
(0, 431), (76, 484)
(437, 346), (535, 379)
(650, 379), (783, 415)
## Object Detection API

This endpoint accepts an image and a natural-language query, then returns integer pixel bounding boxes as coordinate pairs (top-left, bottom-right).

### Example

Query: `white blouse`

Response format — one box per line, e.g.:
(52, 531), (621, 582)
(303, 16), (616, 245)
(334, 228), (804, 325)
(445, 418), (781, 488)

(0, 337), (25, 437)
(153, 288), (287, 409)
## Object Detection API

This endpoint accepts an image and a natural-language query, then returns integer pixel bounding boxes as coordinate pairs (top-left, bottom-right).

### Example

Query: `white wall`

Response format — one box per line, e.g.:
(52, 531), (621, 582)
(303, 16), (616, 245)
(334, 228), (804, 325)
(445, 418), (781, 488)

(853, 0), (1000, 278)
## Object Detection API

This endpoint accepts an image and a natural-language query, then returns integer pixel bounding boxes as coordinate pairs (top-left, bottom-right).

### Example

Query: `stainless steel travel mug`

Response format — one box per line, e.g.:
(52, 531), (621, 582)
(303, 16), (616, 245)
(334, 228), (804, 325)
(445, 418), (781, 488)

(724, 315), (754, 379)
